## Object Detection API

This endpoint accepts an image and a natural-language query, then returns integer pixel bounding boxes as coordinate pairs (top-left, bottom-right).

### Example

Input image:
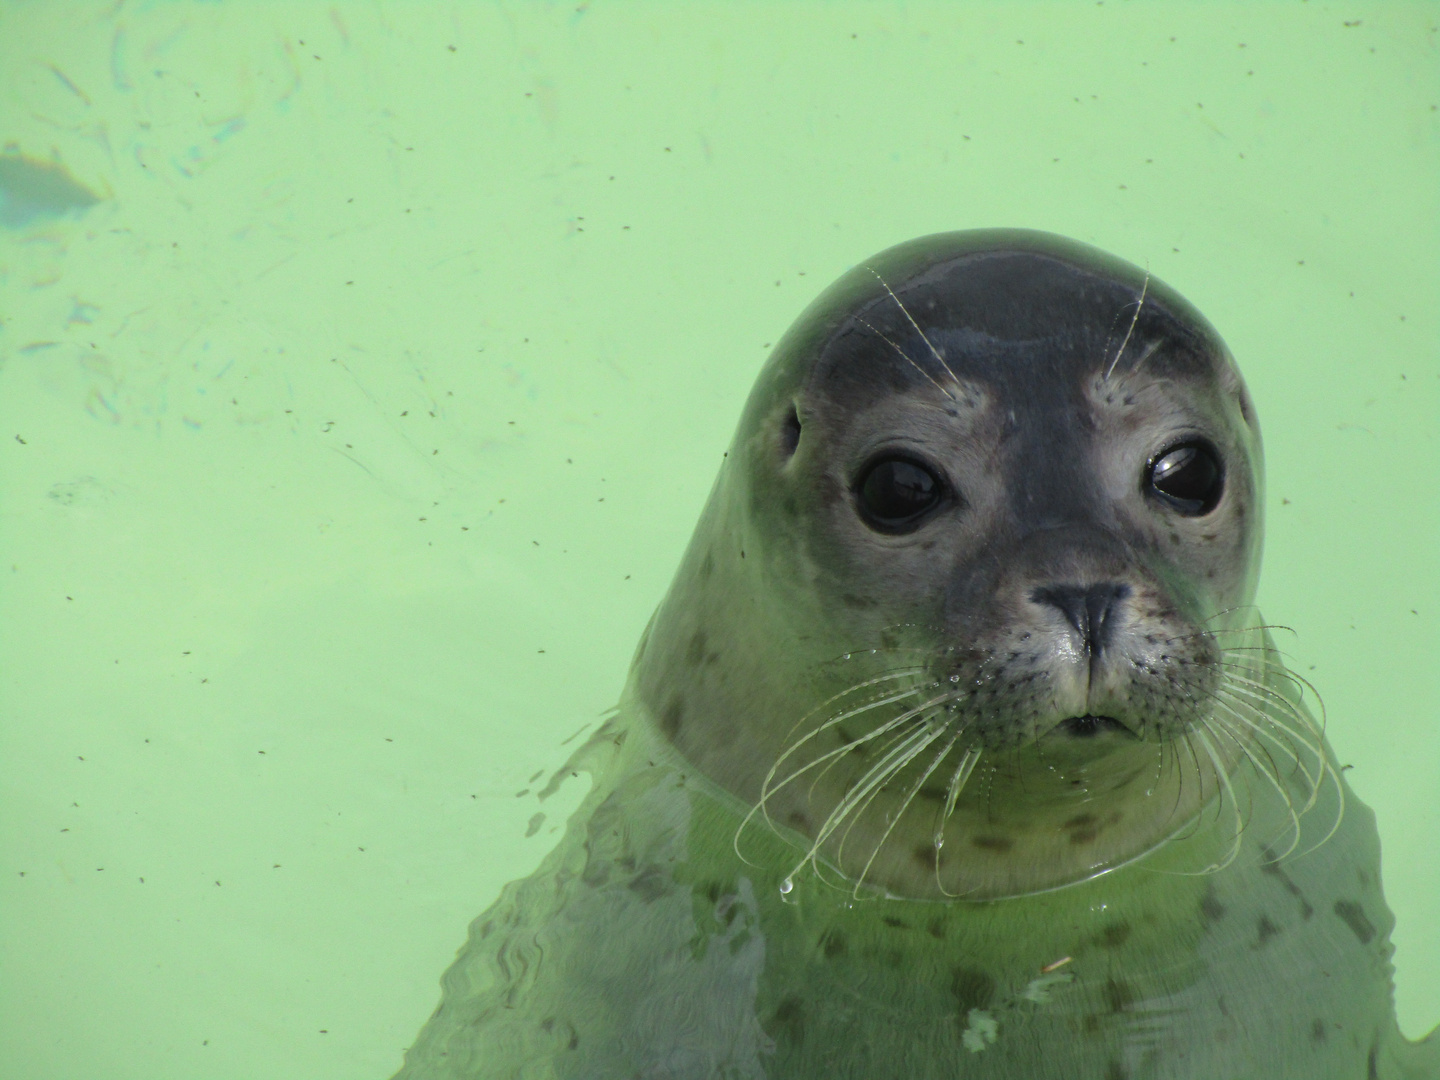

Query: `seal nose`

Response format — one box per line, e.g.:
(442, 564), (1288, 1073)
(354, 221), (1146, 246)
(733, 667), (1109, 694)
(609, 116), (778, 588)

(1031, 583), (1130, 659)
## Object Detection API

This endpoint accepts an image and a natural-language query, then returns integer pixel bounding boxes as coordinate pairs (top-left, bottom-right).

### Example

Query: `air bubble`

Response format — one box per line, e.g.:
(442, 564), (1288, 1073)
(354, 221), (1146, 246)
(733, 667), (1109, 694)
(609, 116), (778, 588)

(779, 877), (793, 896)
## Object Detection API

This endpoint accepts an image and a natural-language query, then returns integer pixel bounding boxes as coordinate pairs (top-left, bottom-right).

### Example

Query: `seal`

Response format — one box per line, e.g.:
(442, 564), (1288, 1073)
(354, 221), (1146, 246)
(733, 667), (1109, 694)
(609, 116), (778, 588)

(393, 231), (1438, 1079)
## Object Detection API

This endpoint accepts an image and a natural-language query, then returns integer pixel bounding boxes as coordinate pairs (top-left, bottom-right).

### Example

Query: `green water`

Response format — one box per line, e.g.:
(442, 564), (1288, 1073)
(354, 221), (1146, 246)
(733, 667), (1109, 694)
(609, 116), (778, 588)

(0, 3), (1434, 1077)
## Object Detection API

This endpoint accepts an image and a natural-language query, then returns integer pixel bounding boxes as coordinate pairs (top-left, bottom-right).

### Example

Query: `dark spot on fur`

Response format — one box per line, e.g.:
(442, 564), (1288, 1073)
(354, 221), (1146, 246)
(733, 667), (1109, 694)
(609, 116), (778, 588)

(882, 916), (909, 930)
(1098, 922), (1132, 950)
(1068, 823), (1100, 845)
(627, 865), (668, 903)
(950, 968), (995, 1012)
(1200, 885), (1226, 924)
(1106, 1061), (1128, 1080)
(1334, 899), (1377, 945)
(928, 917), (946, 940)
(820, 928), (847, 959)
(1310, 1018), (1327, 1043)
(913, 844), (937, 869)
(661, 695), (684, 739)
(786, 810), (812, 832)
(1368, 1038), (1381, 1079)
(699, 551), (715, 579)
(1261, 849), (1311, 916)
(771, 994), (805, 1044)
(1255, 915), (1281, 948)
(971, 835), (1014, 853)
(1103, 977), (1136, 1013)
(686, 630), (708, 667)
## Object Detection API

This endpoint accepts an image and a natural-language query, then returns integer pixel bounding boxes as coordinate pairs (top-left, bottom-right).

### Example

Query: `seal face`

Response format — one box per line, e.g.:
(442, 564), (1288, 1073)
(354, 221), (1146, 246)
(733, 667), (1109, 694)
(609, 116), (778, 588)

(634, 230), (1268, 898)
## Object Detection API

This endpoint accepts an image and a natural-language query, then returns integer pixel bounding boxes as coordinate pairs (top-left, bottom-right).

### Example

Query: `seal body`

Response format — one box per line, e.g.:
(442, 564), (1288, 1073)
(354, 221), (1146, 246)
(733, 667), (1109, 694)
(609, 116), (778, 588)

(393, 232), (1438, 1079)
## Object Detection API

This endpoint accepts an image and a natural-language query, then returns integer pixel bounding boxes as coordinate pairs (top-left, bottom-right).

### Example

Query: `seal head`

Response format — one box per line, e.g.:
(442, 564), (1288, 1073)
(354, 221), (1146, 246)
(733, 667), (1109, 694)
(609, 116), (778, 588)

(634, 230), (1265, 899)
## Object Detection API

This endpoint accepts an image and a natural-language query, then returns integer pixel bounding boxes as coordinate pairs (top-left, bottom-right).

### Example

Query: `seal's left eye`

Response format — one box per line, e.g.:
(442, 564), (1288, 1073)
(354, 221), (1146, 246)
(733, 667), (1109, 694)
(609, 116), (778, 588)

(1147, 441), (1223, 516)
(856, 457), (943, 532)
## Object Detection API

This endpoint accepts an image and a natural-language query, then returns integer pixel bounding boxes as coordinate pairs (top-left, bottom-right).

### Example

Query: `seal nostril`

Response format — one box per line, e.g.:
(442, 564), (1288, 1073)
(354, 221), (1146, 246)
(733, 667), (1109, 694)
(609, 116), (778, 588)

(1032, 583), (1131, 658)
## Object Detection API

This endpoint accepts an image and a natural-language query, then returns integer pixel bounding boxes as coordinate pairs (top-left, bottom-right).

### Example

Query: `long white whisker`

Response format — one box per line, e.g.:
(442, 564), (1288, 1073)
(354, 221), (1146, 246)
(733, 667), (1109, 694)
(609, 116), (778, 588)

(759, 687), (923, 804)
(790, 723), (939, 886)
(1212, 689), (1324, 815)
(1104, 268), (1150, 380)
(933, 746), (982, 897)
(736, 682), (924, 858)
(772, 669), (925, 759)
(1191, 726), (1246, 873)
(807, 719), (916, 803)
(1206, 713), (1306, 861)
(853, 314), (956, 401)
(866, 267), (963, 388)
(850, 726), (955, 896)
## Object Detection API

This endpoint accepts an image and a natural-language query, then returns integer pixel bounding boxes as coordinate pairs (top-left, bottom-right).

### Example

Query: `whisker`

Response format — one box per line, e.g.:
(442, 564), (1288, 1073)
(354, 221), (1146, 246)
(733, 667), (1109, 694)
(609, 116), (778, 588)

(773, 668), (925, 757)
(1213, 668), (1318, 730)
(790, 722), (941, 888)
(761, 685), (924, 803)
(736, 683), (924, 857)
(1206, 712), (1306, 861)
(1189, 726), (1247, 873)
(1211, 689), (1346, 860)
(1211, 693), (1316, 790)
(852, 314), (956, 402)
(865, 267), (964, 388)
(1104, 267), (1149, 380)
(806, 719), (916, 804)
(1212, 687), (1324, 806)
(933, 746), (981, 897)
(852, 727), (958, 896)
(1213, 691), (1323, 780)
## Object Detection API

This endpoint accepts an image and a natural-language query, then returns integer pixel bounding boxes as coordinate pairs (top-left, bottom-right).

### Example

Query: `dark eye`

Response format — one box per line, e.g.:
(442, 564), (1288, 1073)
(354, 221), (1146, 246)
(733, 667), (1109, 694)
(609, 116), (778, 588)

(1147, 441), (1223, 516)
(855, 456), (944, 532)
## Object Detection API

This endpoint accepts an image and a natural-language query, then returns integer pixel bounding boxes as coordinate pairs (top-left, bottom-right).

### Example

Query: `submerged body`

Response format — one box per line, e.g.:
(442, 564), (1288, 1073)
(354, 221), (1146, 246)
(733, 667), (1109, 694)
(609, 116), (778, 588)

(395, 232), (1437, 1079)
(396, 702), (1429, 1079)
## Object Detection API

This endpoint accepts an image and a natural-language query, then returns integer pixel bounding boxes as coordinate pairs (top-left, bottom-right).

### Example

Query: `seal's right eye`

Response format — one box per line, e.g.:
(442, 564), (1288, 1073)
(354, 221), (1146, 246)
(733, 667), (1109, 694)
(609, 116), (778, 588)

(855, 456), (944, 533)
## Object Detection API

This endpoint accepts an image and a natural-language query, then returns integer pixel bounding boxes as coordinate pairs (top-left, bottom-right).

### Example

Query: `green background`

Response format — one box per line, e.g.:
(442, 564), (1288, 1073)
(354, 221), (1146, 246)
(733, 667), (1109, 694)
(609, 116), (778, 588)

(1, 2), (1435, 1077)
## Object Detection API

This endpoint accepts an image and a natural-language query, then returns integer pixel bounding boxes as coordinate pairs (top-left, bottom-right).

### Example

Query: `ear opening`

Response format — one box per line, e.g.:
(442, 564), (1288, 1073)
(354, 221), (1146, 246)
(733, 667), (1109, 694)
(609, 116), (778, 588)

(779, 403), (802, 459)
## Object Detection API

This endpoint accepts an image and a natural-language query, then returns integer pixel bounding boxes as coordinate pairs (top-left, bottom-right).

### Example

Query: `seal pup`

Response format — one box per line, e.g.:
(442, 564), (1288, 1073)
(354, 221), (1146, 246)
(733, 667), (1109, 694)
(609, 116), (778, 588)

(393, 231), (1438, 1079)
